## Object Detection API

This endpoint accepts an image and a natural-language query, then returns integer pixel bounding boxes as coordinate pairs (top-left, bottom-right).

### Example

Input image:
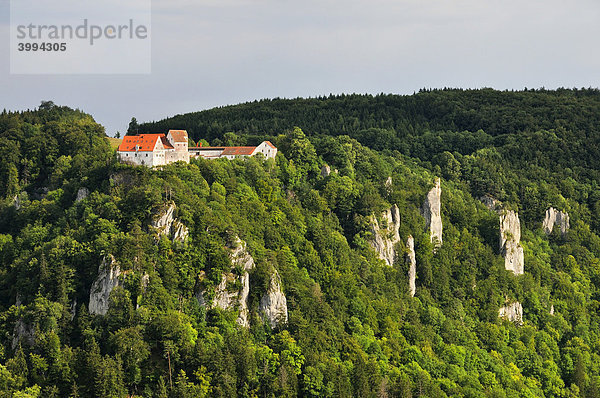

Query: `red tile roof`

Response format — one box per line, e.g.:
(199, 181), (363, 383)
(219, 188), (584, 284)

(221, 147), (256, 156)
(118, 134), (165, 152)
(264, 141), (276, 149)
(168, 130), (188, 142)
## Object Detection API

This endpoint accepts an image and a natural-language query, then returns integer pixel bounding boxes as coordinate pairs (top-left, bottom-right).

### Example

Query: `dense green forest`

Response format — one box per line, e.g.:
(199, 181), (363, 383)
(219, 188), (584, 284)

(1, 90), (600, 397)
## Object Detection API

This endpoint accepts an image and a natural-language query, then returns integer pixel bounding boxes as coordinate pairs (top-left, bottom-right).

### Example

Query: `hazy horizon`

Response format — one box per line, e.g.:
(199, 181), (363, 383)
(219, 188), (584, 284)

(2, 0), (600, 136)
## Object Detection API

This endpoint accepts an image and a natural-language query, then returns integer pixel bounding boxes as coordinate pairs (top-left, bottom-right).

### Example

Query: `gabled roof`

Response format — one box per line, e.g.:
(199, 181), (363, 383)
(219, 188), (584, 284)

(221, 146), (257, 156)
(168, 130), (188, 142)
(118, 134), (165, 152)
(264, 141), (276, 149)
(160, 136), (174, 149)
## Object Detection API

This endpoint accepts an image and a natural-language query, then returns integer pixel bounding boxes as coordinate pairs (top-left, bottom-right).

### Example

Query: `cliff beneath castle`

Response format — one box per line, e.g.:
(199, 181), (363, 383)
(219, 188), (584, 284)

(151, 203), (189, 243)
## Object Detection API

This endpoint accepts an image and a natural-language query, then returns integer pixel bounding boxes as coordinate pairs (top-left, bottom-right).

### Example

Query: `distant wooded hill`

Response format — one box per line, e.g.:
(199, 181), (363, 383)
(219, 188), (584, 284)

(140, 88), (600, 144)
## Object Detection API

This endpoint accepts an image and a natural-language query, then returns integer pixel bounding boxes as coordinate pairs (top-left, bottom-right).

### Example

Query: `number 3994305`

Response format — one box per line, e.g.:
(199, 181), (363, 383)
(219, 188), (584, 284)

(17, 42), (67, 51)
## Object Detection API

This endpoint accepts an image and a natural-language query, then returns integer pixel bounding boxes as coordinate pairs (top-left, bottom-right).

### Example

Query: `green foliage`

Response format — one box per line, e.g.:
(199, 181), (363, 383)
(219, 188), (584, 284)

(2, 93), (600, 396)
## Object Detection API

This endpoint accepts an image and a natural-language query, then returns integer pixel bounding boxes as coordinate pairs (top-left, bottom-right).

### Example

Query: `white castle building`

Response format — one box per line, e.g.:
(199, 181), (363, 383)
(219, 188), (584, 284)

(118, 130), (277, 167)
(118, 130), (190, 167)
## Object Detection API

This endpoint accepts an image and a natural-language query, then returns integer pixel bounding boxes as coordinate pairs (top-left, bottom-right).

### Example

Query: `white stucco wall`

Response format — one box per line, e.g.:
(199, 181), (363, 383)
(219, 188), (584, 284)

(118, 151), (155, 167)
(254, 142), (277, 159)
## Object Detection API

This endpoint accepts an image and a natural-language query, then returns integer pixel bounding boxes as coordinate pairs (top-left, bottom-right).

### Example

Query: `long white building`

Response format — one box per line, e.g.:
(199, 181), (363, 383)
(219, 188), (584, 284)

(189, 141), (277, 160)
(118, 130), (277, 167)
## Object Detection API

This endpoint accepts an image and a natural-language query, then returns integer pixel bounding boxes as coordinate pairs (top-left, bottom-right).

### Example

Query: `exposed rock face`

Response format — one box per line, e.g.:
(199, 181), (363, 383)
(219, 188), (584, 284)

(151, 203), (189, 243)
(423, 178), (443, 248)
(12, 192), (28, 210)
(384, 177), (393, 196)
(172, 222), (189, 242)
(385, 176), (393, 187)
(76, 187), (89, 202)
(199, 237), (256, 327)
(406, 235), (417, 297)
(550, 304), (555, 316)
(369, 205), (401, 266)
(70, 299), (77, 321)
(499, 210), (524, 275)
(321, 165), (331, 178)
(212, 273), (242, 313)
(13, 195), (21, 210)
(499, 301), (523, 324)
(89, 255), (121, 316)
(259, 270), (288, 328)
(141, 274), (150, 290)
(542, 207), (570, 236)
(151, 203), (175, 235)
(480, 195), (501, 212)
(12, 320), (35, 349)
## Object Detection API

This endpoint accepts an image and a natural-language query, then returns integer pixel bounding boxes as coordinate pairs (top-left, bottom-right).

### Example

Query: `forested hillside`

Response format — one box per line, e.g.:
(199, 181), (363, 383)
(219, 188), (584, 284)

(0, 91), (599, 397)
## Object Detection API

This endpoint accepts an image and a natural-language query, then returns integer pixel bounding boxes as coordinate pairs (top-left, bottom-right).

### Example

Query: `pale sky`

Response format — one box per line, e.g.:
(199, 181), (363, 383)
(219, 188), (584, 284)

(2, 0), (600, 136)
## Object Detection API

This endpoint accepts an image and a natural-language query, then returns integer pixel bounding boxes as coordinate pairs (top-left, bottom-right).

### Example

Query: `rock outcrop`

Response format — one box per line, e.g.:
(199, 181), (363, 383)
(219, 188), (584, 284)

(198, 237), (256, 327)
(499, 301), (523, 324)
(499, 210), (524, 275)
(89, 255), (121, 315)
(172, 222), (189, 242)
(70, 299), (77, 321)
(423, 178), (443, 248)
(12, 320), (35, 349)
(384, 177), (393, 196)
(480, 195), (501, 212)
(12, 192), (28, 210)
(259, 270), (288, 328)
(197, 236), (289, 328)
(151, 203), (189, 243)
(76, 187), (89, 202)
(369, 205), (401, 266)
(321, 165), (331, 178)
(542, 207), (570, 236)
(406, 235), (417, 297)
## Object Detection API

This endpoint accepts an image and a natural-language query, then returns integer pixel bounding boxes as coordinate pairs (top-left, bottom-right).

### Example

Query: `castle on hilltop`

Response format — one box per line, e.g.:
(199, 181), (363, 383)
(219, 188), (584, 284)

(117, 130), (277, 167)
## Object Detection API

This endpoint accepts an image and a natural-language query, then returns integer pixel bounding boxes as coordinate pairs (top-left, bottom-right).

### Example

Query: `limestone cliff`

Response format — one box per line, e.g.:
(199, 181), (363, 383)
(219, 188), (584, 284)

(12, 320), (35, 349)
(499, 210), (525, 275)
(13, 192), (28, 210)
(423, 178), (443, 248)
(542, 207), (570, 236)
(259, 270), (289, 328)
(198, 237), (256, 327)
(406, 235), (417, 297)
(369, 205), (401, 266)
(498, 301), (523, 324)
(480, 195), (501, 212)
(76, 187), (89, 202)
(150, 203), (189, 243)
(89, 255), (121, 316)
